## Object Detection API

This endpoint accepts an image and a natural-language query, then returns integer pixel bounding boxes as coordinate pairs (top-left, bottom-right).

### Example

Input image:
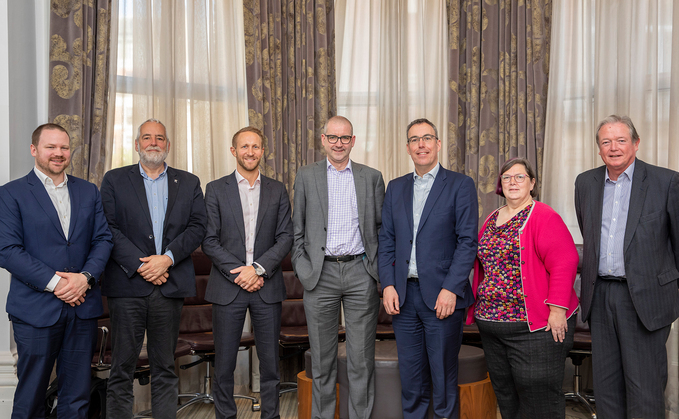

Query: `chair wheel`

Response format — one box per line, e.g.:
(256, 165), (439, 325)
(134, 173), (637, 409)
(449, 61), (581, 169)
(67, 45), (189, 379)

(252, 402), (261, 412)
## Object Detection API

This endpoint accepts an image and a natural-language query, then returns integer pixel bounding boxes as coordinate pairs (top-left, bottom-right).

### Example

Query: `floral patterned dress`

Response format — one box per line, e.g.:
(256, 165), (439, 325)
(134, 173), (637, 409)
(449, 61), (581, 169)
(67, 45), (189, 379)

(474, 204), (533, 322)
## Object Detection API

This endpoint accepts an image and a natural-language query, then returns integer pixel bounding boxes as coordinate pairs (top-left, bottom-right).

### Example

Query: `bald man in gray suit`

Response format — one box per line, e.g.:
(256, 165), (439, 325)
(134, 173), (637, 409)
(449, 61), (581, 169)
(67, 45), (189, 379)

(575, 115), (679, 418)
(292, 116), (385, 419)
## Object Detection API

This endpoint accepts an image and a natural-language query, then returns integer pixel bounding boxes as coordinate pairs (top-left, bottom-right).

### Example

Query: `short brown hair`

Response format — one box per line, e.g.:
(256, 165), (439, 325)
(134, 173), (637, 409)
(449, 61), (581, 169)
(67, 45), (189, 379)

(496, 158), (538, 198)
(32, 123), (69, 147)
(232, 126), (265, 148)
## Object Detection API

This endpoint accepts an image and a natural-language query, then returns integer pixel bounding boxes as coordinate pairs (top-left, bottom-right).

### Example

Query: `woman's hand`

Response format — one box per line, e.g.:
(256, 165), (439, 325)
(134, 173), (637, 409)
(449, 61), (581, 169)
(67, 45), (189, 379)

(545, 305), (568, 342)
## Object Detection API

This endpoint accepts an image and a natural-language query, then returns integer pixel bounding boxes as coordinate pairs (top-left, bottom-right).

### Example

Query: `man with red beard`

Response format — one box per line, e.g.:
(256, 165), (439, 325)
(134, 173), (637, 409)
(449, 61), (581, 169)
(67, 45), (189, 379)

(0, 123), (112, 418)
(100, 119), (206, 418)
(292, 116), (385, 419)
(202, 127), (292, 419)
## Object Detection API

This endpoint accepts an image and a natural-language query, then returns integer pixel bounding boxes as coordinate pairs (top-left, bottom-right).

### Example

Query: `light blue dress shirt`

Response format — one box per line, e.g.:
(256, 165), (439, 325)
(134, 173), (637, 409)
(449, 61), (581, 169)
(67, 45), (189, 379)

(408, 163), (440, 278)
(598, 160), (635, 277)
(139, 163), (174, 264)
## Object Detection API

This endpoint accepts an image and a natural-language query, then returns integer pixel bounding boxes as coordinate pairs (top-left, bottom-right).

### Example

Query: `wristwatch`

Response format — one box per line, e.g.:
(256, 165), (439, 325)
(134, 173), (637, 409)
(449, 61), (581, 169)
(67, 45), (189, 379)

(253, 263), (266, 277)
(81, 271), (96, 289)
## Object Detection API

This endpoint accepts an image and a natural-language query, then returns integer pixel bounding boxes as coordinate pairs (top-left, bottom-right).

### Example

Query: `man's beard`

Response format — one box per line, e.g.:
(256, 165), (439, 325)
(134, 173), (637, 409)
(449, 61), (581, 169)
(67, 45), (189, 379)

(138, 146), (168, 166)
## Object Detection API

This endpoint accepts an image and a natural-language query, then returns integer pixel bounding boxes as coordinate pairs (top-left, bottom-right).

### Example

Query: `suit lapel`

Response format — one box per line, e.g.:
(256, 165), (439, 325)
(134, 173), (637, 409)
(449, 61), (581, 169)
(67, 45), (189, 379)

(129, 165), (153, 229)
(255, 175), (271, 238)
(417, 166), (447, 232)
(27, 171), (66, 240)
(66, 177), (80, 239)
(314, 161), (329, 228)
(226, 173), (246, 244)
(624, 160), (647, 253)
(590, 167), (606, 259)
(403, 175), (414, 236)
(352, 162), (366, 238)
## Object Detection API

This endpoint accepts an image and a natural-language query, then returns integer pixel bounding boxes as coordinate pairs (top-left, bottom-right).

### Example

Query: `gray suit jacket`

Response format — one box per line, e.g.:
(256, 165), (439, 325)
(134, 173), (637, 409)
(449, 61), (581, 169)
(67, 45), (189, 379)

(575, 159), (679, 331)
(202, 172), (293, 305)
(292, 159), (385, 291)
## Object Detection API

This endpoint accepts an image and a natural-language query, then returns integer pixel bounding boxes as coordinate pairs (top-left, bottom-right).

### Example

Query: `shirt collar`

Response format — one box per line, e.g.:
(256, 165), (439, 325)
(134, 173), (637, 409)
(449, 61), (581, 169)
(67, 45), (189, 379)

(605, 159), (635, 183)
(34, 166), (68, 187)
(139, 162), (168, 181)
(414, 163), (440, 181)
(235, 168), (261, 186)
(327, 158), (352, 173)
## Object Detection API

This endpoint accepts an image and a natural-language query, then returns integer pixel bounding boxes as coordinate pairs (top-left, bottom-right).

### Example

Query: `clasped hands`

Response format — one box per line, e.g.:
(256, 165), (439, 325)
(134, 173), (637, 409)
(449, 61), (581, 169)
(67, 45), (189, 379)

(231, 265), (264, 292)
(138, 254), (172, 286)
(54, 272), (89, 307)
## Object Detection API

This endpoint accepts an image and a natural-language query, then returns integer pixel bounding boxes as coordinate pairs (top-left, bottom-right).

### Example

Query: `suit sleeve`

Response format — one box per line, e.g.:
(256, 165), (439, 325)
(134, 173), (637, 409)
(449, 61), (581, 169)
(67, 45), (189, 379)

(100, 172), (148, 278)
(375, 173), (385, 235)
(291, 171), (313, 279)
(164, 177), (207, 264)
(254, 185), (293, 277)
(668, 171), (679, 273)
(80, 185), (113, 279)
(442, 176), (479, 296)
(378, 181), (396, 288)
(0, 187), (57, 290)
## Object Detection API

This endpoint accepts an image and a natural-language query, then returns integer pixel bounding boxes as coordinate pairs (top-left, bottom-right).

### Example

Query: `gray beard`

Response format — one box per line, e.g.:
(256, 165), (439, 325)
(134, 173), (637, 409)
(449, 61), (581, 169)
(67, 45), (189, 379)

(138, 148), (168, 166)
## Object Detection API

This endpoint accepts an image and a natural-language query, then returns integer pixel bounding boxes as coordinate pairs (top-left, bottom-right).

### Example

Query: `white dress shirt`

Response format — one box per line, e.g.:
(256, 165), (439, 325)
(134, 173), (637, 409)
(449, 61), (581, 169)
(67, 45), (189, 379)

(235, 169), (265, 272)
(34, 167), (70, 292)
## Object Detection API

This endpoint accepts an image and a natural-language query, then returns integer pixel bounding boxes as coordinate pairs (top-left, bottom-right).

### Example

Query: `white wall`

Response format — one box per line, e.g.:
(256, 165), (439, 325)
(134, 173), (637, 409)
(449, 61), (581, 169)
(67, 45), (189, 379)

(0, 0), (50, 413)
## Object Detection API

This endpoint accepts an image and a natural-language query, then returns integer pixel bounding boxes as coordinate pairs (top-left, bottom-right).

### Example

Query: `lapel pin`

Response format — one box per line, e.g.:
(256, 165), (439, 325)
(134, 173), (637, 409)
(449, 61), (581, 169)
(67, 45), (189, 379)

(174, 179), (178, 183)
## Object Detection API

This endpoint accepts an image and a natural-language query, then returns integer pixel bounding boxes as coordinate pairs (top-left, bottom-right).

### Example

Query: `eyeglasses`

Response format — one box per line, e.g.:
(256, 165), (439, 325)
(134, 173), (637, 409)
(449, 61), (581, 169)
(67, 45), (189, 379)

(325, 135), (353, 144)
(501, 174), (529, 183)
(407, 135), (437, 145)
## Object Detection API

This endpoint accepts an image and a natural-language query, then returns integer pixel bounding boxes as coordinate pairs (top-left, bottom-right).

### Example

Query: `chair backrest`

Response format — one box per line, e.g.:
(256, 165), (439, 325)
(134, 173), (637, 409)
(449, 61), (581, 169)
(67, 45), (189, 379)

(282, 253), (307, 327)
(178, 248), (213, 334)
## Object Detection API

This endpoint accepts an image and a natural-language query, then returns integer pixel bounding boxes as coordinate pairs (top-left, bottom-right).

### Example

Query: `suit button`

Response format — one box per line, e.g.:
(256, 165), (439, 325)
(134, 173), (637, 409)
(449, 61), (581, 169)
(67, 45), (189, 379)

(521, 261), (525, 264)
(321, 246), (325, 251)
(529, 322), (532, 325)
(324, 227), (327, 231)
(406, 260), (409, 264)
(67, 242), (71, 246)
(410, 240), (412, 244)
(149, 235), (153, 239)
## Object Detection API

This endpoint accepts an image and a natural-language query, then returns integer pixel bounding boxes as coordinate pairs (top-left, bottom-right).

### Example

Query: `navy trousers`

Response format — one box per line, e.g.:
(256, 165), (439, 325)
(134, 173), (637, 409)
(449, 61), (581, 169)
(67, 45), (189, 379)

(11, 304), (97, 419)
(391, 281), (464, 419)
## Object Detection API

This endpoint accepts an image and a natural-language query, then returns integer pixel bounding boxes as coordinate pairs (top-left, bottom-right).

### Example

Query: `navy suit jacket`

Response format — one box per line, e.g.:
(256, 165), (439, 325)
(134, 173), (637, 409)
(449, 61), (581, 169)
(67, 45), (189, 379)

(100, 164), (207, 298)
(378, 165), (478, 310)
(202, 172), (293, 305)
(0, 171), (113, 327)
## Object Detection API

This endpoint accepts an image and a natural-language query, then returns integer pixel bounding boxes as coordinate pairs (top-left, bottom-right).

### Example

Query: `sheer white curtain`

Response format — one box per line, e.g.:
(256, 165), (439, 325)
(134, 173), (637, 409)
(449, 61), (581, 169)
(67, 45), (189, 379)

(335, 0), (448, 182)
(543, 1), (678, 415)
(106, 0), (249, 185)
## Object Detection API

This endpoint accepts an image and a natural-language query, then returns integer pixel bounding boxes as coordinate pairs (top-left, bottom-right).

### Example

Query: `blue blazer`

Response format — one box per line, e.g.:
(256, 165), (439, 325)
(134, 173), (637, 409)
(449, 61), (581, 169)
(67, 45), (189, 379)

(100, 164), (207, 298)
(378, 165), (478, 310)
(0, 171), (113, 327)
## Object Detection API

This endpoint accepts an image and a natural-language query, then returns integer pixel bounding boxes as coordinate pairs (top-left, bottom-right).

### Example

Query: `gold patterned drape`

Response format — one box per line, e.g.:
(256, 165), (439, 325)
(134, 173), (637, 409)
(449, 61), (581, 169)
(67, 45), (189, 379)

(49, 0), (111, 186)
(447, 0), (551, 221)
(244, 0), (336, 194)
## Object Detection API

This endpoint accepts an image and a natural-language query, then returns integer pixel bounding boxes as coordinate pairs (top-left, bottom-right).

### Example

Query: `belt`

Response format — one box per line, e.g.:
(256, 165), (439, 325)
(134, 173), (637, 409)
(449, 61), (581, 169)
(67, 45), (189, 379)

(598, 275), (626, 282)
(407, 277), (419, 283)
(324, 253), (364, 263)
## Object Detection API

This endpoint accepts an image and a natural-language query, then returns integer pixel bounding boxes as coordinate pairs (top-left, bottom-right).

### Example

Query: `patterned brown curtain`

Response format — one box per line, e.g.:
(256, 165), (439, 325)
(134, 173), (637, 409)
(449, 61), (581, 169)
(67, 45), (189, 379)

(446, 0), (551, 221)
(49, 0), (112, 186)
(244, 0), (336, 194)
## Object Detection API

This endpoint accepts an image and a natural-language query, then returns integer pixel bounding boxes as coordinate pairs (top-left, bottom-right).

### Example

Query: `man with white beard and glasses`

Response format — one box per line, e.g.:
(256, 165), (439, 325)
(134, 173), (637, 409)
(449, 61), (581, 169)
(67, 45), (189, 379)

(100, 119), (207, 418)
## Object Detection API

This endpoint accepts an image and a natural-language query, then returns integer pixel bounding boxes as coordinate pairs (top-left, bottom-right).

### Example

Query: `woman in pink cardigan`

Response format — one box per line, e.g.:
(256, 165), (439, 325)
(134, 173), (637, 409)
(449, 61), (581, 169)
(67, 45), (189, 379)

(466, 158), (579, 419)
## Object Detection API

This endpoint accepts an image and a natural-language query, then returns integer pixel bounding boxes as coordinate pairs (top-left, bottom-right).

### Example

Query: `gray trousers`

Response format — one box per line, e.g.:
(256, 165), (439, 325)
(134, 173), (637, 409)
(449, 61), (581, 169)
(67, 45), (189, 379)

(106, 286), (184, 419)
(476, 316), (575, 419)
(590, 279), (671, 419)
(303, 258), (379, 419)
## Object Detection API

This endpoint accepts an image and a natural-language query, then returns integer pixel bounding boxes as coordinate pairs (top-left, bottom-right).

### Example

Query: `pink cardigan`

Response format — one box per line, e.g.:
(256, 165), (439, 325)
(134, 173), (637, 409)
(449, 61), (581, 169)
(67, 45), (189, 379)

(466, 201), (580, 331)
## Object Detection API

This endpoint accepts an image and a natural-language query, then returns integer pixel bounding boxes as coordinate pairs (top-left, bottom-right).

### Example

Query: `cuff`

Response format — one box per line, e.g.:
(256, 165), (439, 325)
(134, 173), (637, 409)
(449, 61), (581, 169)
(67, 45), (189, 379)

(164, 250), (175, 266)
(45, 274), (61, 292)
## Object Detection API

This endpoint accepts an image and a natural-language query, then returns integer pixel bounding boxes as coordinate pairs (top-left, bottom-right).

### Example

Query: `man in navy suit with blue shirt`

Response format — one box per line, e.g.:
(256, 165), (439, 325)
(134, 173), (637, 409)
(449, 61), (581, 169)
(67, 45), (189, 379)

(379, 118), (478, 419)
(0, 123), (113, 418)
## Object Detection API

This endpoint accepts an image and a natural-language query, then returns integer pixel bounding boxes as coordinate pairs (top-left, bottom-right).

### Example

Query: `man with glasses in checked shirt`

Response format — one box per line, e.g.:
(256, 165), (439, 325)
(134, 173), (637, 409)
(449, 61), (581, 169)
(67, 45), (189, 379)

(292, 116), (385, 419)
